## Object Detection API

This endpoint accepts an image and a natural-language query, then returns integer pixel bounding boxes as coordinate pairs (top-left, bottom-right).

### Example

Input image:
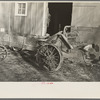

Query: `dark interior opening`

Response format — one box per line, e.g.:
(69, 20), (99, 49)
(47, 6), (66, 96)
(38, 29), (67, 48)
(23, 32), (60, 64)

(47, 3), (73, 36)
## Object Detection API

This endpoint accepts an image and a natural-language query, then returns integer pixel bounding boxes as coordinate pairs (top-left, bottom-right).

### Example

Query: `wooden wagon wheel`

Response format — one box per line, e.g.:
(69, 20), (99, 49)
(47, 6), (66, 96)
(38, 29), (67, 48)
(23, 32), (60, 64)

(36, 44), (63, 72)
(0, 45), (7, 62)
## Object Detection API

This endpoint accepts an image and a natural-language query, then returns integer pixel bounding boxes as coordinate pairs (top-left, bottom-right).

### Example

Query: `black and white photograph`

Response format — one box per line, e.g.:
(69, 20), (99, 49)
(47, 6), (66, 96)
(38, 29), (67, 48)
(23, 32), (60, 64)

(0, 1), (100, 82)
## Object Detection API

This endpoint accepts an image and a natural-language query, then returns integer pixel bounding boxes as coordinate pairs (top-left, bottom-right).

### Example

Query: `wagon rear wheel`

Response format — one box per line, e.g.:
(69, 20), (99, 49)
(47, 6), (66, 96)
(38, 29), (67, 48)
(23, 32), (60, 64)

(36, 44), (62, 72)
(0, 45), (7, 62)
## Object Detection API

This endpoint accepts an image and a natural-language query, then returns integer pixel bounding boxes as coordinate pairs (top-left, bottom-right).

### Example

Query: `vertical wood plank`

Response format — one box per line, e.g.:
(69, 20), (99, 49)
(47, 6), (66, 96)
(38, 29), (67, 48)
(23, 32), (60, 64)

(31, 3), (37, 35)
(35, 3), (44, 36)
(42, 2), (48, 36)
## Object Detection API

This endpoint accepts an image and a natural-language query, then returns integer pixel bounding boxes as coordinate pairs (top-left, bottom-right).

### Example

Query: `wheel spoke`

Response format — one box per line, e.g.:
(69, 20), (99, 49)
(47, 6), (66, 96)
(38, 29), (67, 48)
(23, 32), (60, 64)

(36, 44), (62, 71)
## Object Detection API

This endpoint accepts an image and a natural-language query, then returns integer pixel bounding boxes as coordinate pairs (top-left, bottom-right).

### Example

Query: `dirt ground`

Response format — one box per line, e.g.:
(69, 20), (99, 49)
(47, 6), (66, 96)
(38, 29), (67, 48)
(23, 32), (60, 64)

(0, 48), (100, 82)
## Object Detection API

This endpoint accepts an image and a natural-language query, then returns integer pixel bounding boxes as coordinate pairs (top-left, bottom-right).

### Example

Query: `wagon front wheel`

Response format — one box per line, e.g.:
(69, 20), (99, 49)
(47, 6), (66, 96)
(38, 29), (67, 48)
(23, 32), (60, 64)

(36, 44), (62, 72)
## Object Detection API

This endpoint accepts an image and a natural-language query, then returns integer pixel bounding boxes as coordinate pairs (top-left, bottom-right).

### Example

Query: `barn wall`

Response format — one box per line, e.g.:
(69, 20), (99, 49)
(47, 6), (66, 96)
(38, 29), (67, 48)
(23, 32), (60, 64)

(71, 3), (100, 27)
(0, 2), (46, 50)
(71, 3), (100, 45)
(10, 2), (44, 36)
(1, 2), (100, 50)
(0, 3), (9, 32)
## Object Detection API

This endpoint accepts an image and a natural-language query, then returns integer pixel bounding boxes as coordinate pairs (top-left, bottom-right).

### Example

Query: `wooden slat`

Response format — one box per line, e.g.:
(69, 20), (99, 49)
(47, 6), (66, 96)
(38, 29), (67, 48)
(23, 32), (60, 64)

(30, 3), (37, 35)
(0, 2), (46, 50)
(35, 3), (44, 36)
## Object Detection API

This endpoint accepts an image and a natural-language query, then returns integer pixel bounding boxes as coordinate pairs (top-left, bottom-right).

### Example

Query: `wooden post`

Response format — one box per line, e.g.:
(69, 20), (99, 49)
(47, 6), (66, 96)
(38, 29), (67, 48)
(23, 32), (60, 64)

(35, 3), (38, 35)
(42, 2), (48, 36)
(8, 3), (11, 47)
(31, 3), (32, 35)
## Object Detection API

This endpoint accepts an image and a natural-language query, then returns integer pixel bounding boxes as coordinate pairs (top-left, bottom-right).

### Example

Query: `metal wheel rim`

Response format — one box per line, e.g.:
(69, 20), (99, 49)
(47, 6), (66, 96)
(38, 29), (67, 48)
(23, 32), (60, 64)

(36, 44), (62, 71)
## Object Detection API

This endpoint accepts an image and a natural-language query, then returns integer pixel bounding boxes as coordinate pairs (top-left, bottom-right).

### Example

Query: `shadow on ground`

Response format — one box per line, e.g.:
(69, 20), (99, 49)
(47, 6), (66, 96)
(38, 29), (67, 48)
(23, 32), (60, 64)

(0, 48), (100, 81)
(19, 50), (64, 81)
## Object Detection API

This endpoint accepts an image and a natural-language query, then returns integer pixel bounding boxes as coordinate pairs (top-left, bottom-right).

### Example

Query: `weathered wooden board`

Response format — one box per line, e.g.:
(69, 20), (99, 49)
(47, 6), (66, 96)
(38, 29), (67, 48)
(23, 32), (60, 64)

(0, 2), (46, 50)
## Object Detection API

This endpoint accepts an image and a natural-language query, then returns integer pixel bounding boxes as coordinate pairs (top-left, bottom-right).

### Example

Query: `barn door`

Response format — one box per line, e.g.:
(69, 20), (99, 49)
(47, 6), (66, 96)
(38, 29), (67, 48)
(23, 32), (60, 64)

(47, 3), (73, 35)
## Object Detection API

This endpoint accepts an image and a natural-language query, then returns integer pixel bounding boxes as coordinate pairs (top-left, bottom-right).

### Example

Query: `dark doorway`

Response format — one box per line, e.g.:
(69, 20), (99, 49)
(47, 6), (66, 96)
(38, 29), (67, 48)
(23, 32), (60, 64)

(47, 3), (73, 36)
